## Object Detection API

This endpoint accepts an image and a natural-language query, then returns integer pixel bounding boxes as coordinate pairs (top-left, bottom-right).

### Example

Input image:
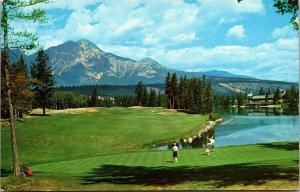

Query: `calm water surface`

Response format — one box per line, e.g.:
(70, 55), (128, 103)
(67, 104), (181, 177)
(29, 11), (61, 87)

(153, 109), (299, 150)
(215, 115), (299, 147)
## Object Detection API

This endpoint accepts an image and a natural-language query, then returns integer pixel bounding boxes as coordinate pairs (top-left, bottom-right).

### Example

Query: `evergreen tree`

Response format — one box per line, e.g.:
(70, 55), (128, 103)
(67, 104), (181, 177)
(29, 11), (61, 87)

(193, 77), (202, 114)
(10, 56), (33, 118)
(170, 73), (178, 109)
(187, 88), (196, 113)
(31, 49), (55, 115)
(273, 88), (281, 104)
(149, 89), (157, 107)
(265, 92), (269, 104)
(1, 54), (9, 118)
(288, 85), (298, 109)
(177, 76), (184, 109)
(142, 86), (148, 107)
(182, 75), (189, 110)
(88, 88), (99, 107)
(165, 72), (172, 109)
(204, 82), (213, 113)
(1, 0), (49, 176)
(135, 81), (144, 106)
(157, 91), (162, 107)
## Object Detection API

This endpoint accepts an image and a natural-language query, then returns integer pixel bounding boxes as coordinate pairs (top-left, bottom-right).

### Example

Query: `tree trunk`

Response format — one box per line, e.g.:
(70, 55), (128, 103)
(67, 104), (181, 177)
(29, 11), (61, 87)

(172, 95), (175, 109)
(4, 48), (20, 176)
(2, 2), (20, 176)
(43, 106), (46, 116)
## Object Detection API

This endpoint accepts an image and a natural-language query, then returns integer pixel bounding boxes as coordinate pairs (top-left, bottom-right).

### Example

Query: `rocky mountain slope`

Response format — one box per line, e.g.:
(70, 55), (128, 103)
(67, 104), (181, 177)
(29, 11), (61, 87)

(7, 39), (297, 94)
(15, 39), (250, 85)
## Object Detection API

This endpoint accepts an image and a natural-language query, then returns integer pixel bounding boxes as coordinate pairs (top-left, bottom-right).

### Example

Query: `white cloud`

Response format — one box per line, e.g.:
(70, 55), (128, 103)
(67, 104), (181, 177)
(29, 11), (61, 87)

(113, 18), (143, 36)
(226, 25), (246, 39)
(44, 0), (102, 10)
(148, 38), (298, 82)
(39, 36), (63, 49)
(12, 0), (298, 82)
(143, 35), (159, 46)
(16, 0), (267, 51)
(199, 0), (264, 14)
(96, 36), (298, 82)
(199, 0), (264, 23)
(171, 33), (196, 42)
(272, 25), (298, 39)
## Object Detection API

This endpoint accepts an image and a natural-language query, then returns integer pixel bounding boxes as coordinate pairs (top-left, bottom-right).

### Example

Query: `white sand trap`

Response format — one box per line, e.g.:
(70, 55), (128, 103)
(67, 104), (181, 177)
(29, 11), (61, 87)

(156, 109), (184, 115)
(128, 106), (144, 109)
(30, 107), (99, 115)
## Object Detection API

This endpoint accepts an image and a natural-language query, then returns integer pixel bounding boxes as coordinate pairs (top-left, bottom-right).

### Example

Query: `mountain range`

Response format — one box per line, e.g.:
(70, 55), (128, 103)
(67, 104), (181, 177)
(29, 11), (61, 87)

(8, 39), (297, 94)
(10, 39), (251, 84)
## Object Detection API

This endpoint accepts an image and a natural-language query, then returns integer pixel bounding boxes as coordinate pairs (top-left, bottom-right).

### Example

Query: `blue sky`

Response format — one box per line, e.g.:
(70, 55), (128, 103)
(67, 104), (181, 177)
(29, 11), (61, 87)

(14, 0), (299, 82)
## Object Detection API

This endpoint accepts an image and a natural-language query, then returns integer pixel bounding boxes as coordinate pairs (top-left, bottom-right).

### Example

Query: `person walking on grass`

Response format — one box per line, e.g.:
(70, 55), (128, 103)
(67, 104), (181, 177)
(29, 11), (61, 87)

(173, 143), (179, 163)
(205, 143), (211, 156)
(209, 136), (215, 151)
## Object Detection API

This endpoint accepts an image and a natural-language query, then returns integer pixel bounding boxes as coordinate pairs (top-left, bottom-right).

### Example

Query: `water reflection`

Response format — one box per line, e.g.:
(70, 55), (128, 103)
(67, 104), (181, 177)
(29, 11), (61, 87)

(153, 128), (215, 150)
(216, 107), (298, 116)
(153, 108), (299, 150)
(215, 115), (298, 147)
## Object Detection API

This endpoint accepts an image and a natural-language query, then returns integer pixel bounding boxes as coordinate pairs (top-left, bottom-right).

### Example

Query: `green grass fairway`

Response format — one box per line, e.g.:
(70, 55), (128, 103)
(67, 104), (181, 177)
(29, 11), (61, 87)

(1, 142), (298, 190)
(1, 107), (298, 190)
(1, 107), (208, 167)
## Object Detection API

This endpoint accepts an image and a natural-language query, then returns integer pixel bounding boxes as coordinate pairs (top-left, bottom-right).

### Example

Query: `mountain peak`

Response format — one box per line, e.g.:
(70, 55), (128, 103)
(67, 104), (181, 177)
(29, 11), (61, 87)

(76, 39), (103, 52)
(140, 57), (157, 63)
(76, 38), (93, 44)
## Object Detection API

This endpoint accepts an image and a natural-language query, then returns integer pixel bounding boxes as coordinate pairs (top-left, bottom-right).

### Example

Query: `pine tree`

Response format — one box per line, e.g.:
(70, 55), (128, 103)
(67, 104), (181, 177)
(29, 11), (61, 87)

(204, 82), (213, 113)
(273, 88), (281, 104)
(182, 75), (189, 110)
(10, 56), (33, 118)
(31, 49), (55, 116)
(177, 76), (184, 109)
(1, 54), (9, 118)
(149, 89), (157, 107)
(170, 73), (178, 109)
(1, 0), (49, 176)
(157, 91), (162, 107)
(89, 88), (99, 107)
(289, 85), (298, 109)
(187, 89), (196, 113)
(165, 72), (172, 109)
(135, 81), (144, 106)
(142, 86), (148, 107)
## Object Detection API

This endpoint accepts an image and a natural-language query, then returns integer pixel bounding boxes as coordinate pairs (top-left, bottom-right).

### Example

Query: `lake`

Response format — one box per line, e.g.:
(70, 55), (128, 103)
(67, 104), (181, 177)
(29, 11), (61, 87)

(153, 108), (299, 150)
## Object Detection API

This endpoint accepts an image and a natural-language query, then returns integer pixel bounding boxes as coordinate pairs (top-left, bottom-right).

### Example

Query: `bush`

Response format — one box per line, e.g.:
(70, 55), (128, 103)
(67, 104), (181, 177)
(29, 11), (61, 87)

(209, 113), (221, 121)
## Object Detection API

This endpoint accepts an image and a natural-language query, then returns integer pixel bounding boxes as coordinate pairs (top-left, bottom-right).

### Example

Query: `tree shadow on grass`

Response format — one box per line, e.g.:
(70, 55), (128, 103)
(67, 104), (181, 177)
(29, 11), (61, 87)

(1, 169), (11, 177)
(29, 114), (50, 117)
(80, 163), (298, 188)
(258, 142), (299, 151)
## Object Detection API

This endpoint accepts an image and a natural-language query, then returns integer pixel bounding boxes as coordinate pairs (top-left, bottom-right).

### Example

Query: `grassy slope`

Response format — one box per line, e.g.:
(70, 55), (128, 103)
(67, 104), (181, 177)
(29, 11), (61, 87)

(1, 107), (208, 167)
(1, 107), (298, 190)
(1, 142), (298, 190)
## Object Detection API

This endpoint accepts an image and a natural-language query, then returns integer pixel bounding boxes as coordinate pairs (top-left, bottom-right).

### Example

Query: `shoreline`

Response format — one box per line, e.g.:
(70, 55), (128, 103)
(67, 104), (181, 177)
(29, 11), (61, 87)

(193, 118), (222, 140)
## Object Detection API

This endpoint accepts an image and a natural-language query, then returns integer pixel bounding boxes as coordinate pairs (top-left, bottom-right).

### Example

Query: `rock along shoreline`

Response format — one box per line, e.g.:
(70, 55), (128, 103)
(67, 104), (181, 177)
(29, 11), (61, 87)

(192, 118), (222, 140)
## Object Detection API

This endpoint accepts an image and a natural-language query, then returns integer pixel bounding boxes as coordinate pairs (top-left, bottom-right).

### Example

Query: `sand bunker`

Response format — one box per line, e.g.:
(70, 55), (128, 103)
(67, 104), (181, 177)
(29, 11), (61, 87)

(156, 110), (184, 115)
(30, 107), (99, 115)
(128, 106), (144, 109)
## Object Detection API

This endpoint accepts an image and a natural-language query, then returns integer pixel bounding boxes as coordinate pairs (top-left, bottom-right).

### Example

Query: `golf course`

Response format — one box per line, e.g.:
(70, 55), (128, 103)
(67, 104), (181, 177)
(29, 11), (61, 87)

(1, 107), (299, 190)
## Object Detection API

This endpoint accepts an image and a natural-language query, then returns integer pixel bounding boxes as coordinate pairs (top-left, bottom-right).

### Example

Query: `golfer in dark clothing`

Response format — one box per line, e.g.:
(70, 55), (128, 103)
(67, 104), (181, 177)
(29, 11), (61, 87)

(173, 143), (179, 163)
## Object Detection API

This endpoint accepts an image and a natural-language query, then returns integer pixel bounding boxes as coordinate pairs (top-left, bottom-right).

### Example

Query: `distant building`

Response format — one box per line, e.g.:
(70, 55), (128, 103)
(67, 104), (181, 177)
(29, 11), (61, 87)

(250, 94), (274, 102)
